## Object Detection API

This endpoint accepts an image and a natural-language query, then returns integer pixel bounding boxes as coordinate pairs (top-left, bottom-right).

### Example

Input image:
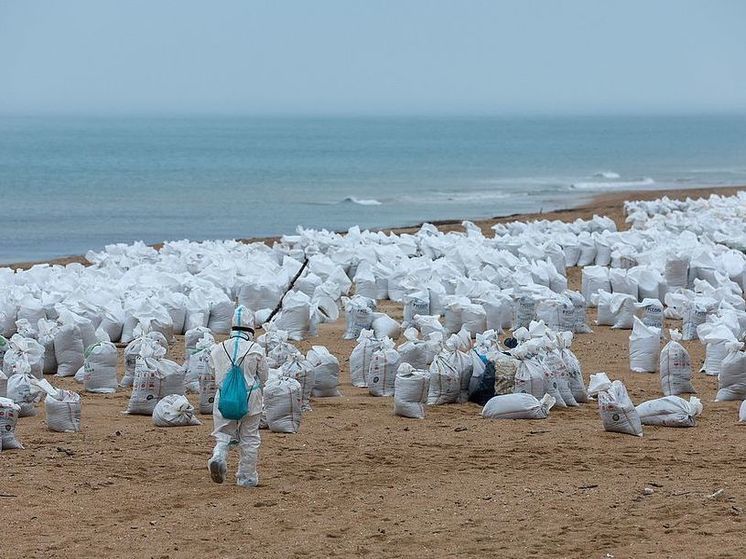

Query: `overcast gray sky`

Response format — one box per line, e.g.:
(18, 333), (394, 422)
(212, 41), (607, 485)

(1, 0), (745, 115)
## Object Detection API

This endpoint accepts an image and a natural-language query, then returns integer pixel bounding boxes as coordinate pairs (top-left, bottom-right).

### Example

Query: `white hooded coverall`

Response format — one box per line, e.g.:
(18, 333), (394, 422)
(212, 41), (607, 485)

(208, 330), (269, 487)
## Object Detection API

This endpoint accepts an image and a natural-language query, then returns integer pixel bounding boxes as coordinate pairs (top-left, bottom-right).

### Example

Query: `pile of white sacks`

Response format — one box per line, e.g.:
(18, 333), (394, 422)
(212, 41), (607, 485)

(3, 191), (746, 449)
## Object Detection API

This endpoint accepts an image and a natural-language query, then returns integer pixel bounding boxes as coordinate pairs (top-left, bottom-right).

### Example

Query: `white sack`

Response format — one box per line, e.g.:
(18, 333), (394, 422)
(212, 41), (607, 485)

(83, 341), (119, 394)
(153, 394), (201, 427)
(481, 393), (555, 420)
(629, 317), (661, 373)
(371, 312), (402, 340)
(0, 397), (22, 449)
(54, 323), (85, 378)
(45, 390), (81, 432)
(307, 345), (341, 397)
(393, 363), (430, 419)
(715, 343), (746, 401)
(597, 380), (643, 436)
(659, 330), (695, 395)
(263, 376), (303, 433)
(636, 395), (702, 427)
(367, 339), (401, 397)
(349, 330), (381, 388)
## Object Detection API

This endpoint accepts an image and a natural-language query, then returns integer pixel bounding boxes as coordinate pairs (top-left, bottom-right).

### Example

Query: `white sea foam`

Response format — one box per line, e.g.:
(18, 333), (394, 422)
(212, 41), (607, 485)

(571, 177), (656, 190)
(341, 196), (383, 206)
(398, 190), (524, 204)
(593, 171), (621, 179)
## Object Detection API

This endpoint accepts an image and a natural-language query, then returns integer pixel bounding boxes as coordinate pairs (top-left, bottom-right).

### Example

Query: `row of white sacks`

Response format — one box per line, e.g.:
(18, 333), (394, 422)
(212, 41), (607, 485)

(1, 199), (744, 355)
(0, 320), (346, 449)
(0, 211), (637, 353)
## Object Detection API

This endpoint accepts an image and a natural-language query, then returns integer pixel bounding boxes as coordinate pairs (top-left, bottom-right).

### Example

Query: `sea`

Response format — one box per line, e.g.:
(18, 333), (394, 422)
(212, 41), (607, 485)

(1, 114), (746, 264)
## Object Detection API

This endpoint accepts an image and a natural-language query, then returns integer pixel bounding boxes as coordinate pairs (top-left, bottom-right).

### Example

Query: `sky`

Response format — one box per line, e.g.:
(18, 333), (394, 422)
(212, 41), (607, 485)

(1, 0), (745, 115)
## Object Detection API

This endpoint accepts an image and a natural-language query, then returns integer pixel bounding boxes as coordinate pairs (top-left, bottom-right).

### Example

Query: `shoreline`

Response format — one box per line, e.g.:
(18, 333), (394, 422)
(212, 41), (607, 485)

(6, 184), (743, 271)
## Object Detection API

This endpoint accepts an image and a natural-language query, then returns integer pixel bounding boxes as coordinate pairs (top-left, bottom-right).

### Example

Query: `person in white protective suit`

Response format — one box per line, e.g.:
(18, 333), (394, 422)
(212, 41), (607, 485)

(207, 305), (268, 488)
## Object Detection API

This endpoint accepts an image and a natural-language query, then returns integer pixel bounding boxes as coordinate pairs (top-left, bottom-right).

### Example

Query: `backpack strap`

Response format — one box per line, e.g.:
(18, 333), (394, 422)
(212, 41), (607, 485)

(222, 341), (257, 368)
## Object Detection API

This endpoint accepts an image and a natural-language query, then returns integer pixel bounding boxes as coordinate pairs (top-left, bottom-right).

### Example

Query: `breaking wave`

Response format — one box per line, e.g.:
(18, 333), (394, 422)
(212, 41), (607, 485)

(340, 196), (383, 206)
(571, 177), (656, 190)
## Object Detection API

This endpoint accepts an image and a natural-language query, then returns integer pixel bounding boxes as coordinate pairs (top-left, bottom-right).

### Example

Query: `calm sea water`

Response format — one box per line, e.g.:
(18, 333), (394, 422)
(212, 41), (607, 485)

(1, 114), (746, 264)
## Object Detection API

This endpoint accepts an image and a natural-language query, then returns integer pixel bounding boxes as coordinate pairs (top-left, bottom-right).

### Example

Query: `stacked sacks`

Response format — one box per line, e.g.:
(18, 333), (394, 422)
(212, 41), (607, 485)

(636, 396), (702, 427)
(153, 395), (202, 427)
(393, 363), (430, 419)
(83, 340), (119, 394)
(629, 317), (661, 373)
(350, 330), (382, 388)
(306, 346), (341, 398)
(659, 330), (695, 395)
(367, 338), (401, 397)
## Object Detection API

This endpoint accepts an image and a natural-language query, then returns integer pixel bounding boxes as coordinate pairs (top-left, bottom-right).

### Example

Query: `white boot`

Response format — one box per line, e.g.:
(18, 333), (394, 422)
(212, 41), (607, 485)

(208, 445), (228, 484)
(236, 473), (259, 488)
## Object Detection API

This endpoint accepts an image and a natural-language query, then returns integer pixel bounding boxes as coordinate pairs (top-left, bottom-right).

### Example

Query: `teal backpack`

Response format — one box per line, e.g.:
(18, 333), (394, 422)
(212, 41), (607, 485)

(217, 343), (255, 421)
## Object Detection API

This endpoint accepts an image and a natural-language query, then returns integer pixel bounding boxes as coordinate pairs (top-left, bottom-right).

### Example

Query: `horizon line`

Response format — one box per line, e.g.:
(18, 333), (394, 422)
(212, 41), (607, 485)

(2, 108), (746, 119)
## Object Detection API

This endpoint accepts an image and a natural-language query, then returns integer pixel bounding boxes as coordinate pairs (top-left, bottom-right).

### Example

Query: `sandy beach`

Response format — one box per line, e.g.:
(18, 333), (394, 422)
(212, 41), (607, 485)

(3, 185), (746, 559)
